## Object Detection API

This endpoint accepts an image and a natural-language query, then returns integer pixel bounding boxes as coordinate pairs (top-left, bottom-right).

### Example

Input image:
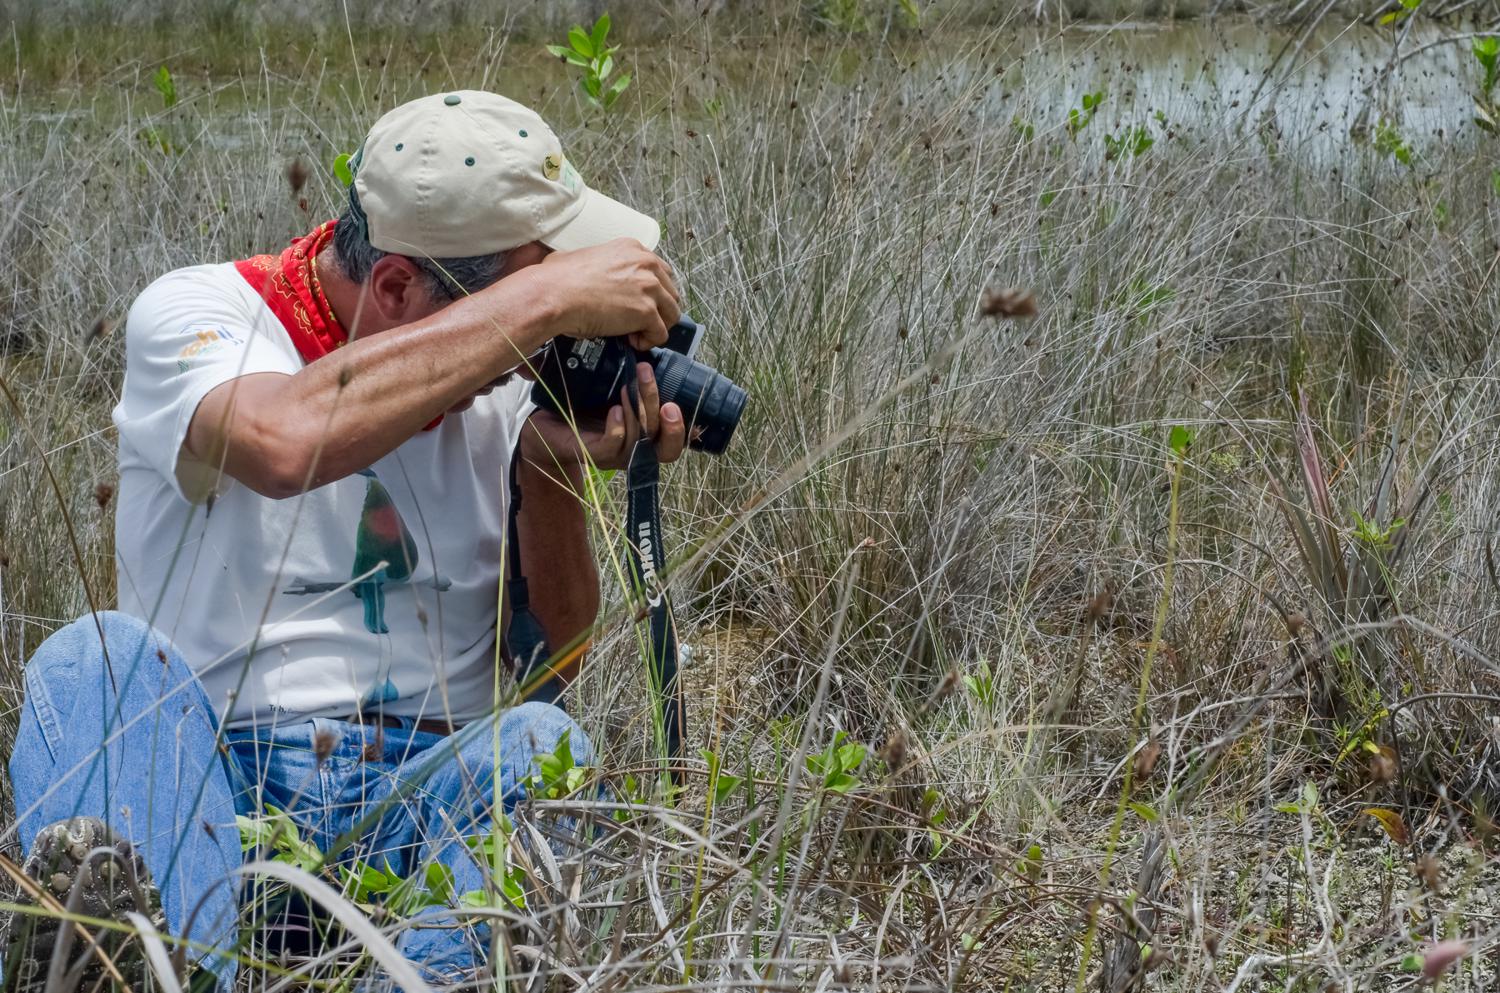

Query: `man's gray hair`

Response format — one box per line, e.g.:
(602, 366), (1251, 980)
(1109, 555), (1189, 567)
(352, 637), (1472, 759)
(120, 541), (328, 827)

(332, 206), (508, 300)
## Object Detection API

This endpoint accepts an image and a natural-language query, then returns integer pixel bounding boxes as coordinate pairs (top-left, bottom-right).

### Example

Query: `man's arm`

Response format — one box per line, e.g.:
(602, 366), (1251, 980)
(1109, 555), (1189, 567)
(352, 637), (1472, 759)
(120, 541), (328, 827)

(514, 361), (688, 685)
(188, 240), (678, 499)
(513, 454), (597, 685)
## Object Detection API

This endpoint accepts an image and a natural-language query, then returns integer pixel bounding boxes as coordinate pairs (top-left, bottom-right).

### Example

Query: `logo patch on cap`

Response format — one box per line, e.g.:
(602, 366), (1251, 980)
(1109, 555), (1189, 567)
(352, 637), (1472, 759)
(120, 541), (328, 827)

(543, 154), (562, 181)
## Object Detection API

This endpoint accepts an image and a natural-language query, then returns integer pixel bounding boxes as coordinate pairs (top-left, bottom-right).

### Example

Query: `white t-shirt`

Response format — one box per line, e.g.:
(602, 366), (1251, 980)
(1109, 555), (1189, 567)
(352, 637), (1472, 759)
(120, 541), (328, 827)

(112, 262), (532, 729)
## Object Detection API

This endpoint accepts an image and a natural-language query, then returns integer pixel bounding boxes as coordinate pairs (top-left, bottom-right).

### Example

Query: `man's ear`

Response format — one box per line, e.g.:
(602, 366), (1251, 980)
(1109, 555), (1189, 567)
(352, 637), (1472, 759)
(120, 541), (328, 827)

(367, 255), (436, 324)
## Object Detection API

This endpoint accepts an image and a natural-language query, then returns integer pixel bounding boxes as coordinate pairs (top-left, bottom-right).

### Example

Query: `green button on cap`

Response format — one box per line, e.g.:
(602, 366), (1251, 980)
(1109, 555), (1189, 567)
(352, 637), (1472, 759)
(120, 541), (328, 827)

(444, 94), (461, 106)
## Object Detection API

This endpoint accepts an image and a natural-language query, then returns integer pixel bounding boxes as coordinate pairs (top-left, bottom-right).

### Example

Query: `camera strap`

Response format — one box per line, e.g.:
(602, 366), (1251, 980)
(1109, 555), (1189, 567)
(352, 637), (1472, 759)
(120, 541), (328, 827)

(504, 425), (686, 775)
(623, 426), (686, 776)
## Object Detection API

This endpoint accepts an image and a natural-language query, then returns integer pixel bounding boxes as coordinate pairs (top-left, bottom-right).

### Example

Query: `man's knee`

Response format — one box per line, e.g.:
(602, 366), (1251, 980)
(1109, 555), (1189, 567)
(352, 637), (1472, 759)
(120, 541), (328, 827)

(424, 702), (594, 813)
(502, 701), (595, 768)
(23, 611), (196, 704)
(11, 611), (218, 846)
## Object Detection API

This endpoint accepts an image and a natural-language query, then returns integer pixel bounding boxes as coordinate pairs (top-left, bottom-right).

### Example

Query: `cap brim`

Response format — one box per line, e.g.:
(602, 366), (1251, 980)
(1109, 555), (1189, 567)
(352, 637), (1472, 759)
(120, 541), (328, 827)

(542, 186), (660, 252)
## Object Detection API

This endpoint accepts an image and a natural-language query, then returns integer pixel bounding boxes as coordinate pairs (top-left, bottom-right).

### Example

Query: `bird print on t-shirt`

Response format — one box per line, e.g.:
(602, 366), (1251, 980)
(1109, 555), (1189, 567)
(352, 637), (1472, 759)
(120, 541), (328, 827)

(280, 469), (452, 634)
(351, 469), (418, 633)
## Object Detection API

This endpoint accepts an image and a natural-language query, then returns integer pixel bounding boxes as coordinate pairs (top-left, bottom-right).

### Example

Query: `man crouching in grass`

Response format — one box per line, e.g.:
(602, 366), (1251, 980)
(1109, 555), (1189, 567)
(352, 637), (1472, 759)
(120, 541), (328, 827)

(1, 91), (686, 989)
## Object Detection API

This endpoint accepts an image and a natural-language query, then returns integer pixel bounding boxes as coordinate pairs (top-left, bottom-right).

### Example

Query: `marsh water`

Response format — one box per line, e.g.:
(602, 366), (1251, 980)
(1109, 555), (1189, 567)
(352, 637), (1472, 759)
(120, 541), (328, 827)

(899, 19), (1473, 160)
(12, 18), (1474, 163)
(1036, 20), (1469, 147)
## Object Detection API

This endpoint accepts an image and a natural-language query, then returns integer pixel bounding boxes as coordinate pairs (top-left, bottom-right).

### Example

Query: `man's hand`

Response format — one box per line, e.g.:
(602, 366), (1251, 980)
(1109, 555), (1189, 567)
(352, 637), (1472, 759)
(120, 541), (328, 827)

(537, 239), (682, 350)
(520, 362), (688, 472)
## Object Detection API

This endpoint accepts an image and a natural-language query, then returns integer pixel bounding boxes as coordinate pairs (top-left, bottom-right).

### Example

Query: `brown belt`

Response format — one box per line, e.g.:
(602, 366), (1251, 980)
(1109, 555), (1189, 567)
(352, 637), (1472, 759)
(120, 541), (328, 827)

(341, 713), (461, 737)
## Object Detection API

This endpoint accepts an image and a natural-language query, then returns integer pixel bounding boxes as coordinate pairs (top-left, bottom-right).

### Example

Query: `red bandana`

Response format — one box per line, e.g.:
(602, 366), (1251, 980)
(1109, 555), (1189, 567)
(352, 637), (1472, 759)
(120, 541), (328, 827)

(234, 221), (442, 430)
(233, 220), (346, 363)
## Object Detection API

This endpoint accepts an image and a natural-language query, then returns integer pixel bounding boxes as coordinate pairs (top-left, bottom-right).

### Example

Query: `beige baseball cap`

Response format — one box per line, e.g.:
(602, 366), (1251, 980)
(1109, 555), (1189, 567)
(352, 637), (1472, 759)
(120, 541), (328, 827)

(350, 90), (659, 259)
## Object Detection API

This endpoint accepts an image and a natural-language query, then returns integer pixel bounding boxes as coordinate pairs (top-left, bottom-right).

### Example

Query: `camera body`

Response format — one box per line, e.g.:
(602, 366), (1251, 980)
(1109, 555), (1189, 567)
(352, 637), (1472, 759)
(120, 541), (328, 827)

(530, 316), (747, 454)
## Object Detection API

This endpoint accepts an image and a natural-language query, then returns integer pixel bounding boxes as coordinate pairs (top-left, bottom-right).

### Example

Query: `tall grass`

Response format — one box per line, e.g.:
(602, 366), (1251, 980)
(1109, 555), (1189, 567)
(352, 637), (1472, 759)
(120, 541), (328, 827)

(4, 4), (1500, 990)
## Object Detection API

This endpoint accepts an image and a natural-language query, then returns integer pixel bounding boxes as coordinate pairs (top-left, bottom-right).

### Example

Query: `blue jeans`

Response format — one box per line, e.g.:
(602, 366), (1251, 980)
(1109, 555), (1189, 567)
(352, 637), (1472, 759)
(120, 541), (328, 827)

(6, 611), (591, 986)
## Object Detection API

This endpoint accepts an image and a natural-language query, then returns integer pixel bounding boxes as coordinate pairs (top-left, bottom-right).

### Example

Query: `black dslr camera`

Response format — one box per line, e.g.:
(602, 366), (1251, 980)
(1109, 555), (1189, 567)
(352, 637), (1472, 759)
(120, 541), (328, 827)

(530, 316), (747, 454)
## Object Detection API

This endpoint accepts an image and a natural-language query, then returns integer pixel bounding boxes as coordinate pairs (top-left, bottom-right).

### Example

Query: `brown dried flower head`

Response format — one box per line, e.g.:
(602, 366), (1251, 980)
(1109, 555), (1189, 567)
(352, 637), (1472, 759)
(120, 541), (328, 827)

(979, 287), (1038, 319)
(1086, 585), (1113, 621)
(85, 315), (116, 343)
(1422, 939), (1468, 980)
(286, 157), (310, 195)
(1133, 738), (1163, 781)
(879, 729), (908, 771)
(1367, 749), (1397, 784)
(1414, 853), (1441, 894)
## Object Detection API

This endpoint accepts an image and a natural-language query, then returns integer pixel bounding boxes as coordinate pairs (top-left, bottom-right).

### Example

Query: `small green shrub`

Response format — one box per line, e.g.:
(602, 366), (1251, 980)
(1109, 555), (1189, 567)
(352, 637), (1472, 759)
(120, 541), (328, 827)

(546, 13), (631, 111)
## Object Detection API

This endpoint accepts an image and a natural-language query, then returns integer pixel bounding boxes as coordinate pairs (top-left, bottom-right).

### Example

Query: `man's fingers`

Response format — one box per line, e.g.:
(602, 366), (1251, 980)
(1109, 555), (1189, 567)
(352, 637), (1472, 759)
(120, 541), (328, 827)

(649, 280), (681, 332)
(656, 403), (687, 462)
(524, 414), (584, 467)
(634, 363), (660, 437)
(643, 308), (670, 348)
(618, 387), (642, 452)
(586, 405), (627, 466)
(650, 255), (683, 305)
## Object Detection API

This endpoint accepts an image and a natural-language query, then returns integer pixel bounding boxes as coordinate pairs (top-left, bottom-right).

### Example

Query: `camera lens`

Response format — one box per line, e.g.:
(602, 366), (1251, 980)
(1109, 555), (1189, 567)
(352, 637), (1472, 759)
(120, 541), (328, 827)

(651, 349), (748, 455)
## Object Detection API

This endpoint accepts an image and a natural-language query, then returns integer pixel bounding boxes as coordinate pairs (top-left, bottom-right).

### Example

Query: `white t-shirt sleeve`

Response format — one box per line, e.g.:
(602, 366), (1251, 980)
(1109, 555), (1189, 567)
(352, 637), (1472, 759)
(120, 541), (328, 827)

(498, 375), (537, 455)
(114, 266), (301, 503)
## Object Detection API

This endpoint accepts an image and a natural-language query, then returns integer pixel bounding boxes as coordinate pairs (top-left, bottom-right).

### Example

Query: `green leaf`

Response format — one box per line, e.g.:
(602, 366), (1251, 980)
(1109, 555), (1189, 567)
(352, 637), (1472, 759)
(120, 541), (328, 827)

(502, 868), (527, 908)
(1039, 190), (1059, 208)
(568, 25), (594, 58)
(1490, 169), (1500, 196)
(714, 773), (744, 803)
(464, 833), (499, 863)
(1400, 953), (1423, 972)
(1128, 801), (1159, 822)
(836, 742), (867, 769)
(598, 55), (614, 81)
(590, 13), (611, 53)
(545, 44), (574, 59)
(826, 771), (859, 793)
(1020, 843), (1044, 883)
(342, 860), (397, 901)
(1300, 780), (1319, 811)
(1168, 424), (1193, 457)
(607, 73), (632, 101)
(424, 863), (455, 905)
(237, 815), (276, 852)
(333, 152), (353, 187)
(152, 65), (177, 108)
